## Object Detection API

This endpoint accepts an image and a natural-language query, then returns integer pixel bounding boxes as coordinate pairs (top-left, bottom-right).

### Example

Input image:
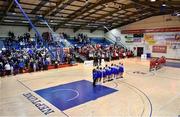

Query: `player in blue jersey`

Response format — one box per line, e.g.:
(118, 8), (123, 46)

(102, 67), (107, 83)
(106, 66), (111, 81)
(105, 65), (110, 81)
(119, 63), (124, 78)
(98, 67), (103, 84)
(110, 64), (116, 80)
(114, 64), (119, 79)
(92, 68), (98, 86)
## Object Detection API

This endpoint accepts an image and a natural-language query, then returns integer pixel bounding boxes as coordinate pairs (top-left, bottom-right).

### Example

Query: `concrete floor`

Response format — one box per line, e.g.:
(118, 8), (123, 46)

(0, 58), (180, 117)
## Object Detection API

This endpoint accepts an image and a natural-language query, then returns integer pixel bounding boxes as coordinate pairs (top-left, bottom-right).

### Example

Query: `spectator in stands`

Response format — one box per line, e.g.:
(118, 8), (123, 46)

(0, 31), (76, 77)
(0, 62), (4, 77)
(5, 62), (11, 76)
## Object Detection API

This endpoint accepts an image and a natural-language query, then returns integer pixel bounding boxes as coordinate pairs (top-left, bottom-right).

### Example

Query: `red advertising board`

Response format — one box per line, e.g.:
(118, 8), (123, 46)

(152, 46), (167, 53)
(121, 27), (180, 34)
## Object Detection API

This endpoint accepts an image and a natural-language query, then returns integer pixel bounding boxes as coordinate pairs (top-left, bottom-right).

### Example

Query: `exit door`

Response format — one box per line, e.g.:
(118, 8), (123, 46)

(137, 47), (144, 56)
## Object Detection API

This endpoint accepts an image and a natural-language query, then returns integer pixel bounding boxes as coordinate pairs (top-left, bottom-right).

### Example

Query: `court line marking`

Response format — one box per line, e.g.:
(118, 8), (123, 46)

(17, 79), (33, 91)
(103, 79), (145, 117)
(155, 70), (180, 80)
(104, 81), (118, 88)
(158, 93), (180, 111)
(115, 80), (145, 117)
(111, 79), (145, 117)
(117, 80), (153, 117)
(19, 69), (82, 82)
(0, 100), (24, 106)
(52, 89), (80, 101)
(16, 79), (70, 117)
(0, 95), (22, 100)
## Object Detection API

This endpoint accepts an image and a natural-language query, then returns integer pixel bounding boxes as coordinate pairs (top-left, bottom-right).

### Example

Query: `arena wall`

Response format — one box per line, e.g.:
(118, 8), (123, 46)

(106, 15), (180, 59)
(0, 26), (104, 38)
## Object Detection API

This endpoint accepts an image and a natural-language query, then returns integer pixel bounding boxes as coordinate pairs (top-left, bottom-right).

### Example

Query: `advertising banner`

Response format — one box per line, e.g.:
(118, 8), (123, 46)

(125, 35), (133, 43)
(144, 33), (180, 47)
(124, 34), (143, 43)
(152, 45), (167, 53)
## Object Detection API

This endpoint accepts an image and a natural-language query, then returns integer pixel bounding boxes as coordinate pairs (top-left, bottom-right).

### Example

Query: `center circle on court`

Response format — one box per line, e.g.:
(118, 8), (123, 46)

(103, 81), (118, 88)
(52, 89), (79, 101)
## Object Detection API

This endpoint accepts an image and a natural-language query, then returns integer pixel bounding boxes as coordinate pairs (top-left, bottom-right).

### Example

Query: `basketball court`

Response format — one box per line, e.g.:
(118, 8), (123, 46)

(1, 58), (179, 117)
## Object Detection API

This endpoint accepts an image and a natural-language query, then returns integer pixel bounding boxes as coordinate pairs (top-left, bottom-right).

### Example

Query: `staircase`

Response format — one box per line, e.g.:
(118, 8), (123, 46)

(72, 51), (87, 62)
(0, 40), (4, 49)
(104, 25), (127, 49)
(105, 36), (126, 48)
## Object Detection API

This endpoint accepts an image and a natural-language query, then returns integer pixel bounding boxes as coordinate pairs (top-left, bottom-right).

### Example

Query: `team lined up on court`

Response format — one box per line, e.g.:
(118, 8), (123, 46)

(149, 56), (166, 71)
(92, 63), (124, 86)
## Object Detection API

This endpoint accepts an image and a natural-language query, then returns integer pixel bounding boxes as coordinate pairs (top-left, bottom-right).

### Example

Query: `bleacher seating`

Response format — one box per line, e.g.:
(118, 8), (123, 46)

(0, 32), (76, 77)
(90, 37), (113, 46)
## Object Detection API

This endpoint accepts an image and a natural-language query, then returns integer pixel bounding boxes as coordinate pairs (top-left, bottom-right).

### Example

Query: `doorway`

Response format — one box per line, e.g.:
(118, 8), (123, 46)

(137, 47), (144, 57)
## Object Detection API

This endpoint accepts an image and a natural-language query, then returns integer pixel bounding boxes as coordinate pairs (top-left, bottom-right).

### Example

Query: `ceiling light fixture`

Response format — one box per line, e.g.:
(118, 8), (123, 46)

(85, 0), (88, 4)
(162, 2), (166, 7)
(22, 21), (29, 23)
(119, 5), (121, 9)
(4, 20), (15, 22)
(150, 0), (156, 2)
(12, 12), (16, 15)
(105, 3), (108, 7)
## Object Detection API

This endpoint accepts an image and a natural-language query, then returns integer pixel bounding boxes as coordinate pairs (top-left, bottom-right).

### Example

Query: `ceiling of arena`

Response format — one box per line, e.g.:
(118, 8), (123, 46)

(0, 0), (179, 32)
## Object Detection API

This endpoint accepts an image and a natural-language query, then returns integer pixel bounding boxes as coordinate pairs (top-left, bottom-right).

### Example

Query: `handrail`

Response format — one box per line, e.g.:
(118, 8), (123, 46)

(104, 25), (127, 49)
(13, 0), (55, 59)
(38, 17), (73, 48)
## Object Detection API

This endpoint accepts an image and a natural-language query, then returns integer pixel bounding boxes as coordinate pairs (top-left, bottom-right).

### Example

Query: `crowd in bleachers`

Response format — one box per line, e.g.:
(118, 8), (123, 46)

(4, 32), (36, 49)
(0, 32), (76, 77)
(0, 47), (50, 76)
(4, 31), (70, 49)
(42, 32), (69, 43)
(0, 47), (76, 77)
(73, 33), (90, 44)
(1, 31), (135, 77)
(75, 44), (134, 65)
(59, 32), (69, 39)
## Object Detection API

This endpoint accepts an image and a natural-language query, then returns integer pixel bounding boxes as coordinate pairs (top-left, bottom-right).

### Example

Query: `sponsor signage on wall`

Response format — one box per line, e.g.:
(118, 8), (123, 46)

(124, 34), (143, 43)
(133, 34), (143, 43)
(144, 33), (180, 46)
(152, 45), (167, 53)
(125, 35), (133, 43)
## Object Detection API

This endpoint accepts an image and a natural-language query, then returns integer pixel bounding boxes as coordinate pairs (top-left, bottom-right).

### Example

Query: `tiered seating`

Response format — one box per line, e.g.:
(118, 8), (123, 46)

(75, 44), (134, 62)
(0, 32), (76, 77)
(90, 37), (113, 46)
(67, 38), (85, 47)
(67, 37), (113, 47)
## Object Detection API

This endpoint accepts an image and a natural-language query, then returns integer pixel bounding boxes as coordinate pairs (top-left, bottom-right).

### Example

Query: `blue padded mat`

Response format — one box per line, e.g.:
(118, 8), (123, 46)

(35, 80), (118, 111)
(165, 62), (180, 68)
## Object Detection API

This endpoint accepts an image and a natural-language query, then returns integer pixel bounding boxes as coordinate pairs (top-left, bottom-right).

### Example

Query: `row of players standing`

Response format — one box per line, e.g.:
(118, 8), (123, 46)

(92, 63), (124, 86)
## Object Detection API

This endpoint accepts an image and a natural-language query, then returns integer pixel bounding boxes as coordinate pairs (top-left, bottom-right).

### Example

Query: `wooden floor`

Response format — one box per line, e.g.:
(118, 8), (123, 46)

(0, 58), (180, 117)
